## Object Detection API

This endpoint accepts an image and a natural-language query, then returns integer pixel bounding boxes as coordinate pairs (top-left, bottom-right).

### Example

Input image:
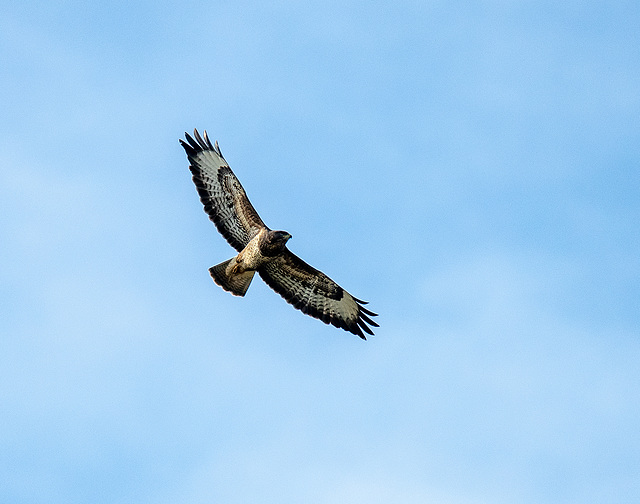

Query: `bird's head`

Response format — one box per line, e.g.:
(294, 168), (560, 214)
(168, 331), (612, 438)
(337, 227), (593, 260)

(260, 229), (292, 255)
(271, 230), (292, 245)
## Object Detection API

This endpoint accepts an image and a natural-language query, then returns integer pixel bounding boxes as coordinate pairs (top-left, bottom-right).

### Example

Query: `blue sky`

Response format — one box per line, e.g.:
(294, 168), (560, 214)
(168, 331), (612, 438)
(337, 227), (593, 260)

(1, 1), (639, 503)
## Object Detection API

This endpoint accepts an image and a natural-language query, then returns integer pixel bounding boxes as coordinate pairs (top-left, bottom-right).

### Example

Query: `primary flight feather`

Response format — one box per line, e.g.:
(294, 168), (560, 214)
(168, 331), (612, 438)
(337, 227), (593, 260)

(180, 129), (378, 339)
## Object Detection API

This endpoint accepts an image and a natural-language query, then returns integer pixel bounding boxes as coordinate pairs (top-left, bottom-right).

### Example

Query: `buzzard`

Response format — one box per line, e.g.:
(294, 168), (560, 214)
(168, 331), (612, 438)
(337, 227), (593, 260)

(180, 129), (378, 339)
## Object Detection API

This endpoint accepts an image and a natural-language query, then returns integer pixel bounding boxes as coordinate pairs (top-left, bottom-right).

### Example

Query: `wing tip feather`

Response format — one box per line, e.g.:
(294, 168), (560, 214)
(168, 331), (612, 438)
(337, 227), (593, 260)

(180, 128), (223, 159)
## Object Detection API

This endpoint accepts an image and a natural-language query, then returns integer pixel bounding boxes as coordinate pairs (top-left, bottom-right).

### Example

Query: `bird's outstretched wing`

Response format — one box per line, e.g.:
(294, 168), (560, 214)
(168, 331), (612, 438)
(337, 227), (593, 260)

(258, 250), (379, 339)
(180, 129), (265, 252)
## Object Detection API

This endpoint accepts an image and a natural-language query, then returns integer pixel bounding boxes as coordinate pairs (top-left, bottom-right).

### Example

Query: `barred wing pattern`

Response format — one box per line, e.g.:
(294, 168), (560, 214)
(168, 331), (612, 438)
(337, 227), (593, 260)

(259, 251), (378, 339)
(180, 130), (265, 252)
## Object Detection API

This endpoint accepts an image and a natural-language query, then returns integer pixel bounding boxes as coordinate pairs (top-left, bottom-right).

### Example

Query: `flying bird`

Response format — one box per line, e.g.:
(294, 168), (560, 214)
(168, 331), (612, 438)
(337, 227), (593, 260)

(180, 129), (378, 339)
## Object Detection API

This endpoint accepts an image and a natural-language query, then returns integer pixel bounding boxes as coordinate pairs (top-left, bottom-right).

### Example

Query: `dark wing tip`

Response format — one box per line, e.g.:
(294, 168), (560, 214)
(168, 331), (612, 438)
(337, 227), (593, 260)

(315, 295), (378, 340)
(179, 132), (197, 157)
(180, 128), (224, 159)
(354, 297), (379, 338)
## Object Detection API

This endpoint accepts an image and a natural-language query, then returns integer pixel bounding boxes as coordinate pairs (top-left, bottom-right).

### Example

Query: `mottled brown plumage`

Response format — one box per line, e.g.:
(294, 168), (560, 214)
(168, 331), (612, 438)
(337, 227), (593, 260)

(180, 129), (378, 339)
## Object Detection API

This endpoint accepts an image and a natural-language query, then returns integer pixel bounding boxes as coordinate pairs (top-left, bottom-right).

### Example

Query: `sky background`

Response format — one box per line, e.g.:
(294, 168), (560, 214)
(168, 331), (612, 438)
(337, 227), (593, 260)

(1, 1), (639, 503)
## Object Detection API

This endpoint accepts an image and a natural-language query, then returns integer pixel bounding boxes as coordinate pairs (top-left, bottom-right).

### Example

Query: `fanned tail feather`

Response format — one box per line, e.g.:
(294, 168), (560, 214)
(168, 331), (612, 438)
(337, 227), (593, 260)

(209, 258), (255, 297)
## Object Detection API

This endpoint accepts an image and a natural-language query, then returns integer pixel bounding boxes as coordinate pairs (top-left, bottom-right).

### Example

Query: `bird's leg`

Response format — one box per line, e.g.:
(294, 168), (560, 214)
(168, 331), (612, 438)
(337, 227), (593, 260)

(231, 252), (244, 274)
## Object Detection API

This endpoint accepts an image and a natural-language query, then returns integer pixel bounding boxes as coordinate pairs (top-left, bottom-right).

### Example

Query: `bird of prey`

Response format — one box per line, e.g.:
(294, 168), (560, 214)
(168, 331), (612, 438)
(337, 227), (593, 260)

(180, 129), (378, 339)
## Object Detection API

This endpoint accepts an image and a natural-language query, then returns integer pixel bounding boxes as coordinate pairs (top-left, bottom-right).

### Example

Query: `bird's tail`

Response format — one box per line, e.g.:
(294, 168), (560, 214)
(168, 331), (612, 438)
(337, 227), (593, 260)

(209, 258), (255, 297)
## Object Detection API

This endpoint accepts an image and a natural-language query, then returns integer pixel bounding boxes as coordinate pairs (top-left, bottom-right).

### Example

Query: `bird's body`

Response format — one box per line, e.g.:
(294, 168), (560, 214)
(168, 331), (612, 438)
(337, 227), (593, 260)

(209, 228), (291, 297)
(180, 129), (378, 339)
